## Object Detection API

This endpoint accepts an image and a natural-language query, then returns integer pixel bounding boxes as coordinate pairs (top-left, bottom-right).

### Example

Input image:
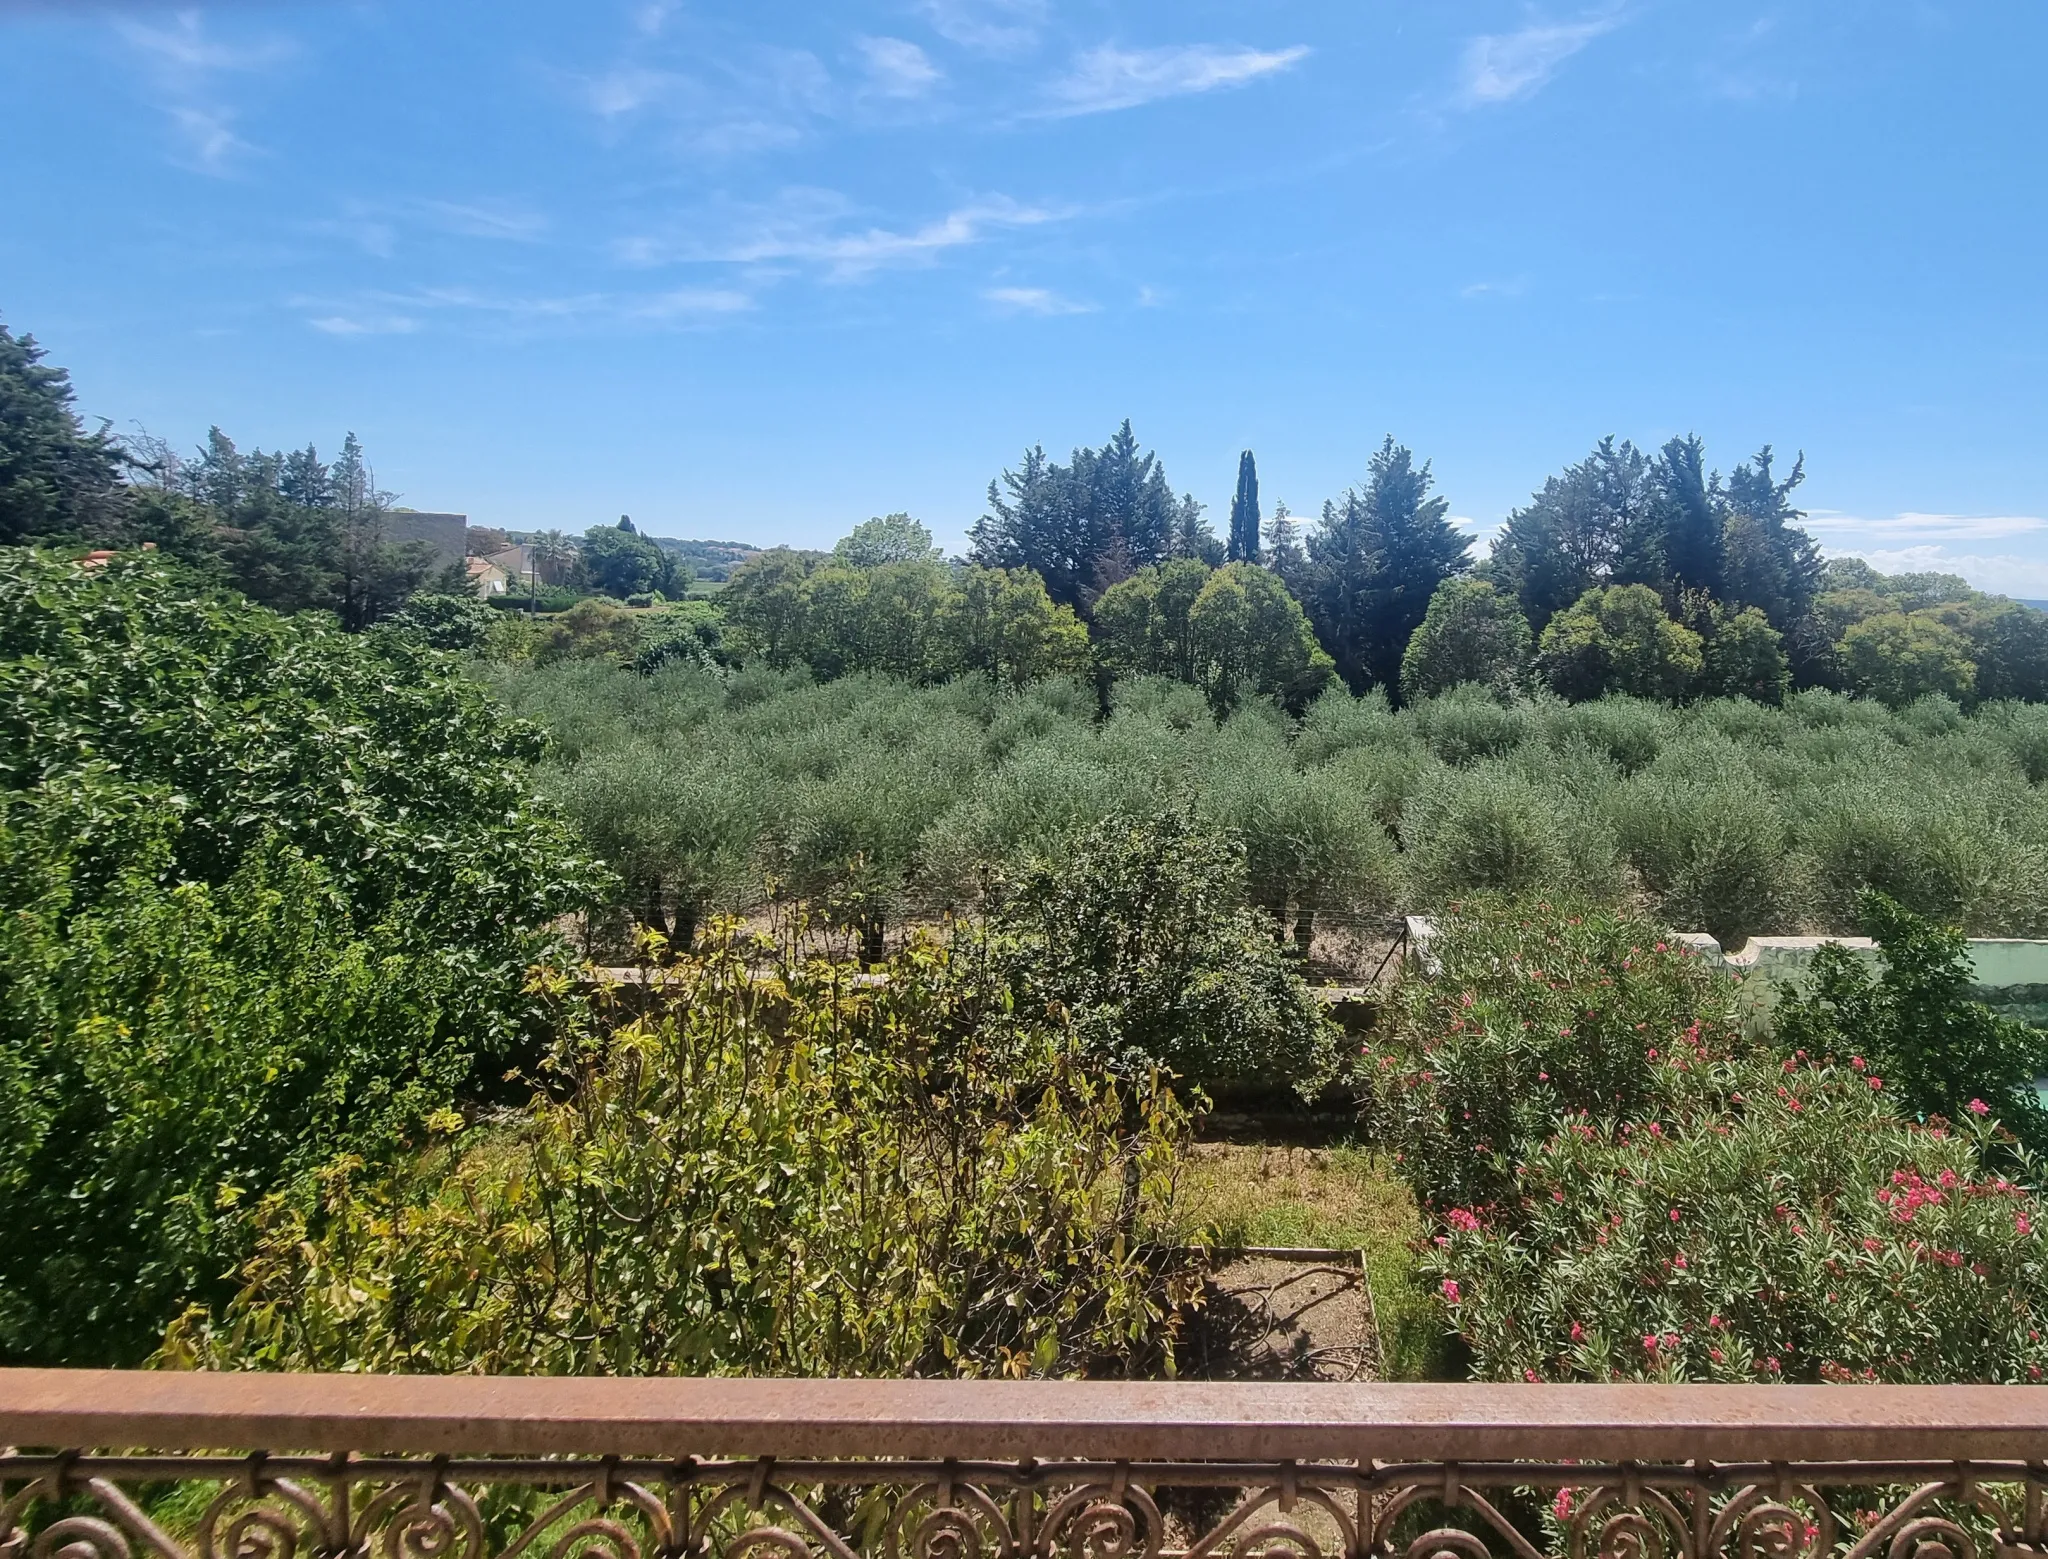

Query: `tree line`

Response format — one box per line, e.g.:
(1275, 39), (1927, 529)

(708, 416), (2046, 713)
(8, 308), (2045, 711)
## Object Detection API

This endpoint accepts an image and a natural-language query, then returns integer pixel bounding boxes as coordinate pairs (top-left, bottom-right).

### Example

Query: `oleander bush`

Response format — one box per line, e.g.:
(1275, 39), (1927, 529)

(162, 922), (1200, 1378)
(1366, 900), (1746, 1212)
(1385, 898), (2048, 1384)
(1420, 1050), (2048, 1383)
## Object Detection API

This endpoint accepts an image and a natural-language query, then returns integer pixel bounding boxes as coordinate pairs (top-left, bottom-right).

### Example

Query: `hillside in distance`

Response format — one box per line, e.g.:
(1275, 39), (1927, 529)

(652, 537), (763, 581)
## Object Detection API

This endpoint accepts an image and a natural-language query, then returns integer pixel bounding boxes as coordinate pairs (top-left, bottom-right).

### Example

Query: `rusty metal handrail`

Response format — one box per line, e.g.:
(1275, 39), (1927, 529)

(4, 1371), (2048, 1460)
(6, 1371), (2048, 1559)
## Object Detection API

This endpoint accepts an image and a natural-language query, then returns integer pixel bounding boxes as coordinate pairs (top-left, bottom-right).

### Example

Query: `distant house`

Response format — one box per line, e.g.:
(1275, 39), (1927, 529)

(467, 556), (511, 596)
(384, 509), (467, 570)
(486, 544), (532, 578)
(486, 541), (576, 588)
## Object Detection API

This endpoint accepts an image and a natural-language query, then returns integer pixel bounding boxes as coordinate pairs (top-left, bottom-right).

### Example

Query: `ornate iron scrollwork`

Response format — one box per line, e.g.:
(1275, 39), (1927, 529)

(5, 1453), (2046, 1559)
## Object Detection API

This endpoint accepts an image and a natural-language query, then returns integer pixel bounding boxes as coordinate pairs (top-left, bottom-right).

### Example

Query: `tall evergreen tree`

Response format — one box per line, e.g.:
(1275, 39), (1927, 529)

(1302, 437), (1469, 696)
(1720, 444), (1825, 682)
(1654, 434), (1723, 599)
(1169, 493), (1223, 564)
(1720, 445), (1820, 625)
(1487, 437), (1663, 634)
(1226, 450), (1262, 563)
(0, 319), (125, 545)
(1265, 501), (1308, 597)
(970, 421), (1192, 612)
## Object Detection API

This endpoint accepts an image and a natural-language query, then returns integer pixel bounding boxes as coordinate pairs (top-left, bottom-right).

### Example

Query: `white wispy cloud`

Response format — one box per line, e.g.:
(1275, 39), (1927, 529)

(622, 191), (1065, 280)
(1804, 511), (2048, 543)
(1824, 544), (2048, 599)
(1457, 15), (1621, 107)
(633, 1), (680, 38)
(574, 47), (829, 154)
(116, 10), (295, 173)
(414, 198), (550, 242)
(1041, 43), (1310, 117)
(580, 64), (684, 119)
(165, 105), (251, 170)
(116, 13), (294, 75)
(308, 313), (419, 337)
(916, 0), (1045, 55)
(858, 37), (941, 98)
(630, 288), (756, 319)
(309, 198), (547, 260)
(984, 286), (1095, 316)
(299, 284), (752, 338)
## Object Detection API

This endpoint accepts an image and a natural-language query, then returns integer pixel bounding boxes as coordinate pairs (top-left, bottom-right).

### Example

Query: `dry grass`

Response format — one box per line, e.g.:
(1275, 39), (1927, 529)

(1166, 1143), (1443, 1380)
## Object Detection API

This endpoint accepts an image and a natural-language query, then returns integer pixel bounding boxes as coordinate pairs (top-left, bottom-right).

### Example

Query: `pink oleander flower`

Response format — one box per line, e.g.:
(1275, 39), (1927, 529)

(1968, 1098), (1991, 1115)
(1440, 1279), (1462, 1304)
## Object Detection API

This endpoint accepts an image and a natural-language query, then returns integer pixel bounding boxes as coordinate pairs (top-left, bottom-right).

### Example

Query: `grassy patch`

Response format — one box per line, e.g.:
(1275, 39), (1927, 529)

(1170, 1143), (1442, 1379)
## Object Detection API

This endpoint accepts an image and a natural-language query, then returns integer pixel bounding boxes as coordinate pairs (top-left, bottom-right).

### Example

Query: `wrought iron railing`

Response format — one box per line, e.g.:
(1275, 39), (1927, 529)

(5, 1372), (2048, 1559)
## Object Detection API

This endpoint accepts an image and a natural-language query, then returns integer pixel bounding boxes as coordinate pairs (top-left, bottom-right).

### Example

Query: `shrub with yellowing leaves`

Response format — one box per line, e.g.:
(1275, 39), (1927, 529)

(162, 921), (1199, 1378)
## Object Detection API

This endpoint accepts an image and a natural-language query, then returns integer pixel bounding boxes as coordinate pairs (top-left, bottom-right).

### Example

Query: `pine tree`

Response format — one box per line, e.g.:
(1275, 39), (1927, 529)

(1302, 437), (1469, 696)
(0, 319), (126, 544)
(970, 422), (1192, 612)
(1226, 450), (1262, 563)
(1487, 437), (1662, 634)
(1169, 494), (1222, 564)
(1265, 501), (1308, 596)
(1654, 434), (1723, 599)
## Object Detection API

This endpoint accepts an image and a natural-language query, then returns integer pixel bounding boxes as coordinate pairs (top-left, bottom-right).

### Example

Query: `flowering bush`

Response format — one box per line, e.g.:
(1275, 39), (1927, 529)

(1416, 1040), (2048, 1383)
(1777, 890), (2048, 1152)
(1366, 899), (1746, 1212)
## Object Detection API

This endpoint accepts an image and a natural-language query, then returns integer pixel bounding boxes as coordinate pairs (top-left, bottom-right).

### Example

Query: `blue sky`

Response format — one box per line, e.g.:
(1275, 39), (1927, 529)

(3, 2), (2044, 586)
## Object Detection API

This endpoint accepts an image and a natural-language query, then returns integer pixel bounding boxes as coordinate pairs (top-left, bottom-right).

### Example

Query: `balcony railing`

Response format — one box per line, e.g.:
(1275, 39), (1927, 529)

(5, 1371), (2048, 1559)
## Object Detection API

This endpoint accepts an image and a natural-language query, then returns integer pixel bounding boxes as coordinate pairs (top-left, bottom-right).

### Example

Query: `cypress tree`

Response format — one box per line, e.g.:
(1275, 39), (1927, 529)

(1226, 450), (1261, 563)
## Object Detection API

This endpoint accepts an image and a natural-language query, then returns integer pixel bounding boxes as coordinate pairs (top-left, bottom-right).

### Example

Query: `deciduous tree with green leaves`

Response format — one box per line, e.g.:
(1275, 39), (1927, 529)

(0, 548), (604, 1365)
(834, 512), (942, 568)
(1841, 611), (1977, 707)
(1537, 583), (1704, 702)
(580, 516), (689, 599)
(1399, 578), (1534, 702)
